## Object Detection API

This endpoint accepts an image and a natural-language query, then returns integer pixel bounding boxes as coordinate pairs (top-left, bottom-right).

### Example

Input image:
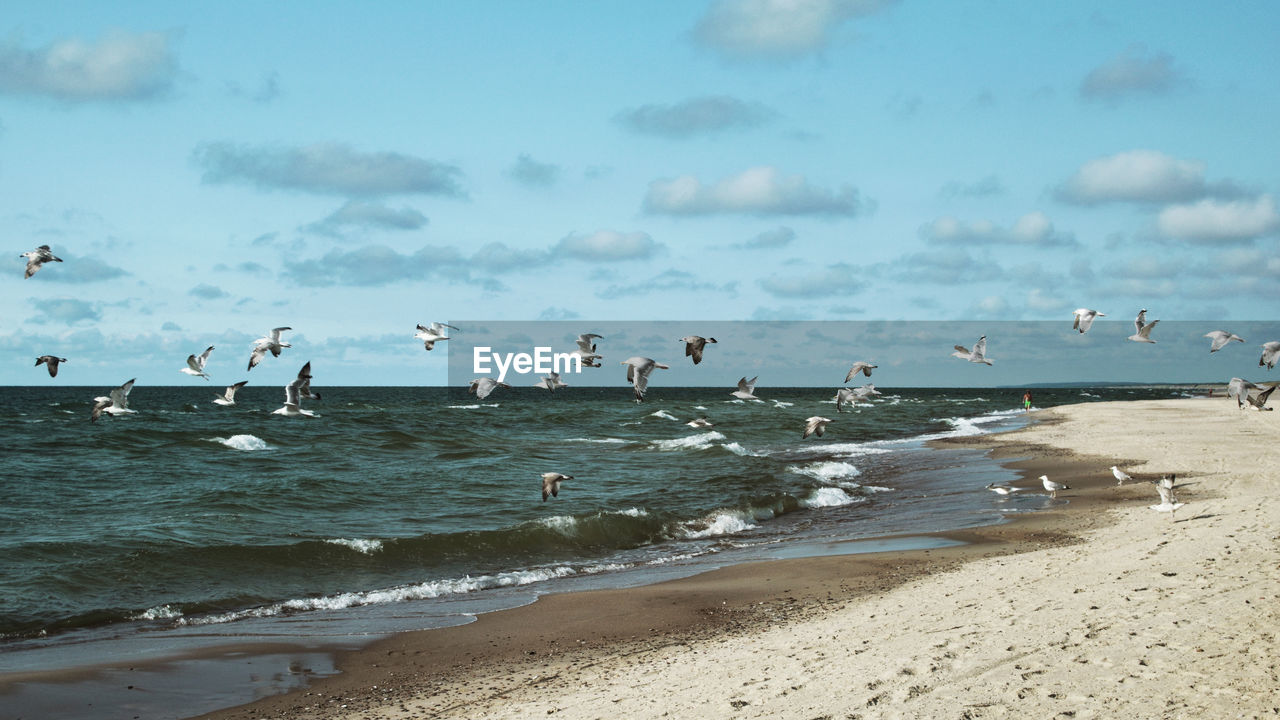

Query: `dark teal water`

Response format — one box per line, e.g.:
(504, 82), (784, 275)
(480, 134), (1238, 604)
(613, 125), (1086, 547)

(1, 385), (1180, 656)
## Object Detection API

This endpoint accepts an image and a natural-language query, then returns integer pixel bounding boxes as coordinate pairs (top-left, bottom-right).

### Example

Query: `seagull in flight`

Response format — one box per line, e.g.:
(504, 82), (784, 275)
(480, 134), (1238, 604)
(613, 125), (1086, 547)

(469, 377), (509, 400)
(573, 333), (603, 368)
(213, 380), (248, 407)
(803, 416), (832, 439)
(533, 372), (568, 392)
(1111, 466), (1132, 485)
(834, 387), (858, 413)
(414, 322), (458, 351)
(620, 357), (668, 402)
(273, 362), (320, 417)
(541, 472), (572, 501)
(1072, 308), (1104, 333)
(1126, 309), (1158, 343)
(952, 336), (993, 365)
(90, 378), (136, 422)
(1040, 474), (1069, 498)
(1228, 377), (1276, 411)
(844, 361), (876, 381)
(181, 346), (215, 380)
(35, 355), (67, 378)
(21, 244), (62, 279)
(1205, 331), (1245, 353)
(679, 335), (717, 365)
(1260, 341), (1280, 370)
(730, 376), (759, 401)
(248, 327), (292, 370)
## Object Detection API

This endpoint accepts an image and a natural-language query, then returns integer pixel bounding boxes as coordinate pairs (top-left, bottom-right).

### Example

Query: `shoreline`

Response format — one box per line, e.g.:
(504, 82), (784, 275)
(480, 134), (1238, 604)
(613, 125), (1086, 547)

(196, 396), (1280, 718)
(190, 400), (1162, 720)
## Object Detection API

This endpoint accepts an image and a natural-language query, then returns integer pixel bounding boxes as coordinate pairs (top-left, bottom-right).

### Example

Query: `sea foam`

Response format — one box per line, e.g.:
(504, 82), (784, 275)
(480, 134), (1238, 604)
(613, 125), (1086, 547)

(212, 434), (273, 451)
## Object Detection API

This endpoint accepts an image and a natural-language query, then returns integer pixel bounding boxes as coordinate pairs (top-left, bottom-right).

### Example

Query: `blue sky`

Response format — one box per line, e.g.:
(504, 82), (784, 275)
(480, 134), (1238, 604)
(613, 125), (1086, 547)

(2, 1), (1278, 387)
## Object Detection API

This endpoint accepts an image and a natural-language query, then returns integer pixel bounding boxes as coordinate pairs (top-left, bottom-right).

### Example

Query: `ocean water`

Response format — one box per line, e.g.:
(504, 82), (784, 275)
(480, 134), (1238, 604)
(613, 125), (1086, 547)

(1, 384), (1180, 673)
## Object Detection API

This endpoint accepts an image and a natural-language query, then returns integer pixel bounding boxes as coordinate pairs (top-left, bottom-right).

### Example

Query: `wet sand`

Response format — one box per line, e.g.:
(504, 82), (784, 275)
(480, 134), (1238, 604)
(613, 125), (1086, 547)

(190, 396), (1280, 719)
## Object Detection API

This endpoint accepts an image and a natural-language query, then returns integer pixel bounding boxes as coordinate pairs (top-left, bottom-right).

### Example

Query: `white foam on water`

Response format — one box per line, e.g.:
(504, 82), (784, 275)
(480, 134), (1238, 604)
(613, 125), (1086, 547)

(679, 509), (759, 539)
(132, 604), (183, 621)
(564, 437), (628, 444)
(446, 403), (501, 409)
(788, 460), (861, 482)
(325, 538), (384, 554)
(538, 516), (578, 535)
(210, 434), (273, 451)
(648, 410), (679, 421)
(649, 430), (726, 451)
(801, 487), (865, 508)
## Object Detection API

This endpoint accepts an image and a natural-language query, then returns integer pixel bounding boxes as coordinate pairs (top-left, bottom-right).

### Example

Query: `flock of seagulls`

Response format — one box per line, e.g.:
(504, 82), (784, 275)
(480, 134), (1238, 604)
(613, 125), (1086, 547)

(16, 246), (1278, 504)
(985, 466), (1185, 522)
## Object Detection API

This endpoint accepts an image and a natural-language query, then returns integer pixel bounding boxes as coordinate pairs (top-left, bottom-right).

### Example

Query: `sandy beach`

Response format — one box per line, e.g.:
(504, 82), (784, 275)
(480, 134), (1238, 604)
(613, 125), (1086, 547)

(197, 396), (1279, 719)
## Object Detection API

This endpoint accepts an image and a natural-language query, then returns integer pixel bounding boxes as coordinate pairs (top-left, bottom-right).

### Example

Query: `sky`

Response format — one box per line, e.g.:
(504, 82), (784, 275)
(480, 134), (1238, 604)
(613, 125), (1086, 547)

(2, 1), (1278, 387)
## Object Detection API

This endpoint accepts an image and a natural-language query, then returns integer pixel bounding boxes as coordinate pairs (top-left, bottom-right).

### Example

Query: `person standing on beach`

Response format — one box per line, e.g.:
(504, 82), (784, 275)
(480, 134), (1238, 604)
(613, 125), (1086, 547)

(1022, 390), (1033, 412)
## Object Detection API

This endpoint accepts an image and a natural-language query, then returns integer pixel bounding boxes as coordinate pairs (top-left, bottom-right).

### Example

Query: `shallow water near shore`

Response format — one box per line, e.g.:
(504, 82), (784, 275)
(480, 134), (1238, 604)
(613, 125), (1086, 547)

(1, 385), (1184, 718)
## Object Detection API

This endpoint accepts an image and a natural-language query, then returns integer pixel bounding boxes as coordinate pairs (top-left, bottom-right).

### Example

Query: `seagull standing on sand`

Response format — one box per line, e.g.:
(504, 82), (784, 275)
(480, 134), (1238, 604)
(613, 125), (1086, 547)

(1150, 475), (1183, 520)
(533, 372), (567, 392)
(21, 245), (62, 278)
(469, 377), (509, 400)
(1127, 309), (1159, 343)
(621, 357), (668, 402)
(90, 378), (136, 422)
(248, 327), (291, 370)
(985, 484), (1024, 497)
(680, 335), (717, 365)
(35, 355), (67, 377)
(803, 416), (832, 439)
(1111, 466), (1132, 485)
(273, 363), (320, 417)
(1205, 331), (1245, 353)
(541, 472), (572, 501)
(952, 336), (993, 365)
(213, 380), (248, 407)
(1260, 341), (1280, 370)
(414, 322), (458, 351)
(844, 361), (877, 381)
(1073, 308), (1105, 333)
(1040, 474), (1069, 498)
(181, 346), (215, 380)
(573, 333), (603, 368)
(730, 376), (759, 401)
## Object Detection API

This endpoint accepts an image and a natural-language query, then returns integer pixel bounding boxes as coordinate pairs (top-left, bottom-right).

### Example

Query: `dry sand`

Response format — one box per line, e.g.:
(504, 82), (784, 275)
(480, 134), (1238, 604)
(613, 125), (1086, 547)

(202, 397), (1280, 719)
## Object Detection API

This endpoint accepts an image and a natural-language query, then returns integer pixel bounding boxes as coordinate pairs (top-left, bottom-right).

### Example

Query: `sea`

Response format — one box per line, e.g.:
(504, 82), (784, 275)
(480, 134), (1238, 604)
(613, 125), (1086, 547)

(0, 384), (1185, 718)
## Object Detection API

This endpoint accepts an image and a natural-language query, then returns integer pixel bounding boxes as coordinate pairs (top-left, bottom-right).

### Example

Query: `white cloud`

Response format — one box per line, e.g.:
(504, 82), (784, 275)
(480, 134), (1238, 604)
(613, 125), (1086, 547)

(645, 166), (868, 217)
(693, 0), (896, 60)
(888, 248), (1004, 284)
(507, 154), (561, 187)
(922, 211), (1075, 247)
(1080, 44), (1185, 102)
(193, 142), (466, 198)
(1056, 150), (1215, 204)
(553, 230), (663, 262)
(304, 200), (429, 236)
(615, 95), (775, 138)
(734, 226), (796, 249)
(0, 30), (177, 101)
(1156, 195), (1280, 243)
(758, 262), (865, 298)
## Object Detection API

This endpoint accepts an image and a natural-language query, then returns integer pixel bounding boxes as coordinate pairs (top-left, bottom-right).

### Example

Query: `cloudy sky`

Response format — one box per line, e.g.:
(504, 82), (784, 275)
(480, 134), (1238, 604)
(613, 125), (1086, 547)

(2, 1), (1278, 386)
